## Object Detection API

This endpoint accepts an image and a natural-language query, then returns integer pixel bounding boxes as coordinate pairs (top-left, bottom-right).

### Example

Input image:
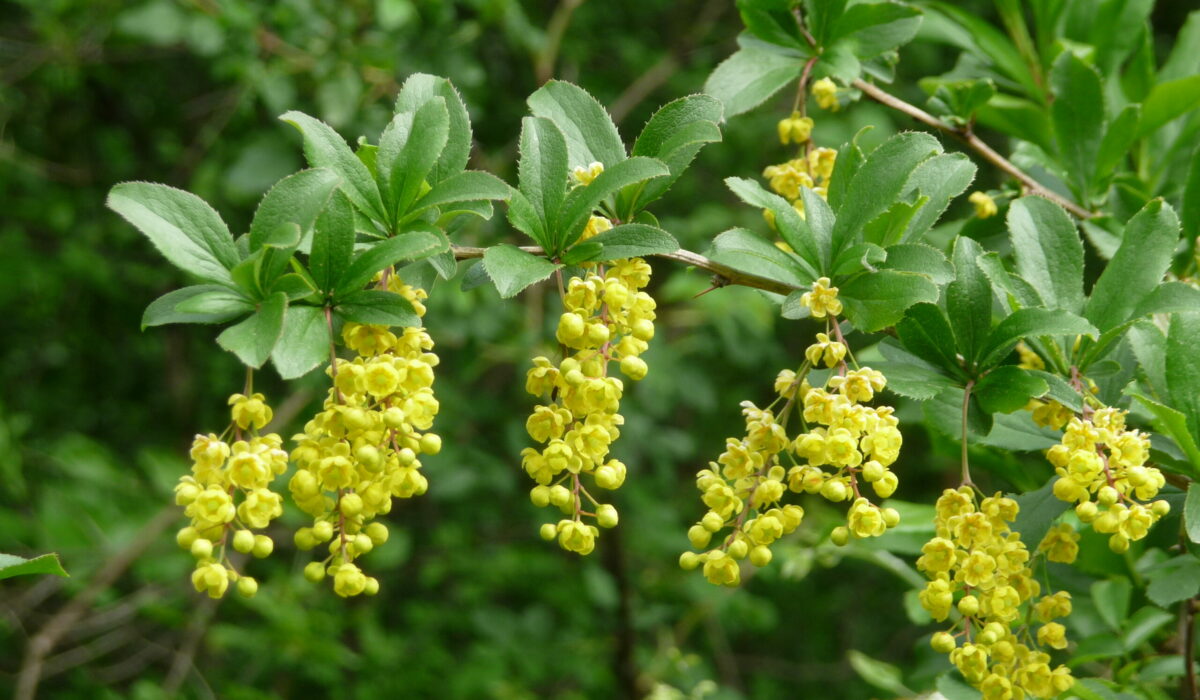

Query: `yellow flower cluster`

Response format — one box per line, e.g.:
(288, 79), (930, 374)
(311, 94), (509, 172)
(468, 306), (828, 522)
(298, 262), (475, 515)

(919, 488), (1075, 699)
(812, 77), (840, 111)
(288, 272), (440, 597)
(1047, 407), (1169, 553)
(776, 110), (814, 145)
(522, 244), (657, 555)
(681, 284), (903, 585)
(175, 392), (286, 599)
(763, 148), (837, 208)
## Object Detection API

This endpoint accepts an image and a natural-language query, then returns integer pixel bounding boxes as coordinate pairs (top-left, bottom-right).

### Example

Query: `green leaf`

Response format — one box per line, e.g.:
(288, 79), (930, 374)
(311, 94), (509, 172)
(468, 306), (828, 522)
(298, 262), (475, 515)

(826, 131), (866, 211)
(175, 288), (253, 316)
(309, 190), (356, 294)
(1183, 145), (1200, 243)
(527, 80), (626, 169)
(1131, 282), (1200, 319)
(935, 673), (981, 700)
(830, 2), (923, 59)
(946, 236), (992, 368)
(280, 110), (385, 223)
(249, 168), (340, 254)
(703, 45), (804, 118)
(335, 230), (446, 297)
(1085, 199), (1181, 333)
(839, 270), (938, 333)
(975, 366), (1047, 414)
(335, 290), (419, 327)
(980, 411), (1060, 451)
(896, 302), (962, 376)
(394, 73), (472, 183)
(1145, 556), (1200, 608)
(1128, 389), (1200, 477)
(880, 244), (953, 284)
(0, 552), (68, 580)
(1094, 105), (1140, 188)
(378, 97), (449, 223)
(924, 79), (996, 126)
(560, 157), (669, 249)
(802, 0), (848, 46)
(978, 308), (1098, 371)
(1137, 75), (1200, 138)
(875, 339), (959, 400)
(271, 305), (329, 379)
(517, 116), (570, 251)
(924, 3), (1039, 98)
(975, 94), (1055, 154)
(622, 95), (723, 215)
(1186, 483), (1200, 544)
(107, 182), (238, 284)
(1010, 478), (1069, 551)
(572, 223), (678, 262)
(1030, 370), (1083, 412)
(725, 177), (824, 273)
(141, 285), (246, 329)
(1049, 52), (1105, 198)
(1123, 606), (1174, 651)
(216, 292), (288, 368)
(707, 228), (810, 289)
(846, 650), (913, 697)
(1092, 578), (1133, 632)
(506, 190), (547, 247)
(1007, 197), (1084, 312)
(975, 253), (1042, 315)
(830, 132), (942, 259)
(900, 153), (976, 243)
(738, 0), (809, 50)
(481, 244), (561, 298)
(1167, 314), (1200, 454)
(410, 171), (511, 219)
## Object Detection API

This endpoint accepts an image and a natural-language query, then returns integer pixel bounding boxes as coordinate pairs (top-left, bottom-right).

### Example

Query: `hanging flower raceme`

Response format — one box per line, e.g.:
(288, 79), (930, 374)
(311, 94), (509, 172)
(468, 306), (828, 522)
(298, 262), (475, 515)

(288, 269), (441, 597)
(1046, 406), (1170, 553)
(522, 252), (656, 553)
(175, 390), (287, 599)
(919, 488), (1076, 698)
(521, 166), (657, 554)
(680, 278), (903, 586)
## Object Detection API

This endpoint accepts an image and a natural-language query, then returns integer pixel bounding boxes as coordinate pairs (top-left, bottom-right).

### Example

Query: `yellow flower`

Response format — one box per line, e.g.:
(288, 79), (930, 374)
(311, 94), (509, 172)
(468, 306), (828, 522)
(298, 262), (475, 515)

(229, 392), (273, 431)
(1037, 523), (1080, 563)
(799, 277), (842, 318)
(812, 78), (840, 111)
(969, 191), (998, 218)
(571, 161), (604, 185)
(191, 562), (230, 598)
(702, 550), (740, 586)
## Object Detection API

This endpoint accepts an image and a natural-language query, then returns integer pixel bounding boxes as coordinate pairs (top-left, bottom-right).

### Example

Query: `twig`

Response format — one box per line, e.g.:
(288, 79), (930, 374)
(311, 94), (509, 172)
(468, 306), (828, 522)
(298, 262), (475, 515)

(163, 596), (220, 694)
(534, 0), (585, 84)
(15, 506), (178, 700)
(451, 245), (803, 296)
(851, 79), (1094, 220)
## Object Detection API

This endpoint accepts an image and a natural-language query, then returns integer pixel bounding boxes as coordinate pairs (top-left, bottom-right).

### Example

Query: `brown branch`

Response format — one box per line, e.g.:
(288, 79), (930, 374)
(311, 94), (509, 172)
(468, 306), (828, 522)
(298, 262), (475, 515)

(851, 79), (1095, 220)
(16, 506), (178, 700)
(451, 245), (803, 296)
(534, 0), (585, 85)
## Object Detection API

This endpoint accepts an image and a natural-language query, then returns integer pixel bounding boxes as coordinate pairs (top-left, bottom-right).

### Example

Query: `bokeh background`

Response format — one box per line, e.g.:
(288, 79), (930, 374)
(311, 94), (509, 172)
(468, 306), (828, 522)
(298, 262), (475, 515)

(0, 1), (1190, 698)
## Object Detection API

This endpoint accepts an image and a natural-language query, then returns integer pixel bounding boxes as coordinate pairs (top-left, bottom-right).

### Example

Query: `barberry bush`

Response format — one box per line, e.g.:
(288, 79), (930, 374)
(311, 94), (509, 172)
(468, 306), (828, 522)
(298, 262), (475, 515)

(6, 0), (1200, 697)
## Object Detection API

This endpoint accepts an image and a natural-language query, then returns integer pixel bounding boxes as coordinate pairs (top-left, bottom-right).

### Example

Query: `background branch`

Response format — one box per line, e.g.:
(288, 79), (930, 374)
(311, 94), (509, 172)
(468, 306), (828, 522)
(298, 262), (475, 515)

(852, 79), (1094, 220)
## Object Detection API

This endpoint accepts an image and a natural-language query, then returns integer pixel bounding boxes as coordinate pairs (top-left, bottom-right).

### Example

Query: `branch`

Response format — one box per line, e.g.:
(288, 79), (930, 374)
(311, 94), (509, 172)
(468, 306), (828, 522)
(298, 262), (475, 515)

(852, 79), (1095, 221)
(451, 245), (803, 296)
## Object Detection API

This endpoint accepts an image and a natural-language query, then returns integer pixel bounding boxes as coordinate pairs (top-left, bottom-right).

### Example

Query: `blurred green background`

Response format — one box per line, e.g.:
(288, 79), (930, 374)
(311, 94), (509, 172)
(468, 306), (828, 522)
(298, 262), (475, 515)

(2, 1), (1187, 698)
